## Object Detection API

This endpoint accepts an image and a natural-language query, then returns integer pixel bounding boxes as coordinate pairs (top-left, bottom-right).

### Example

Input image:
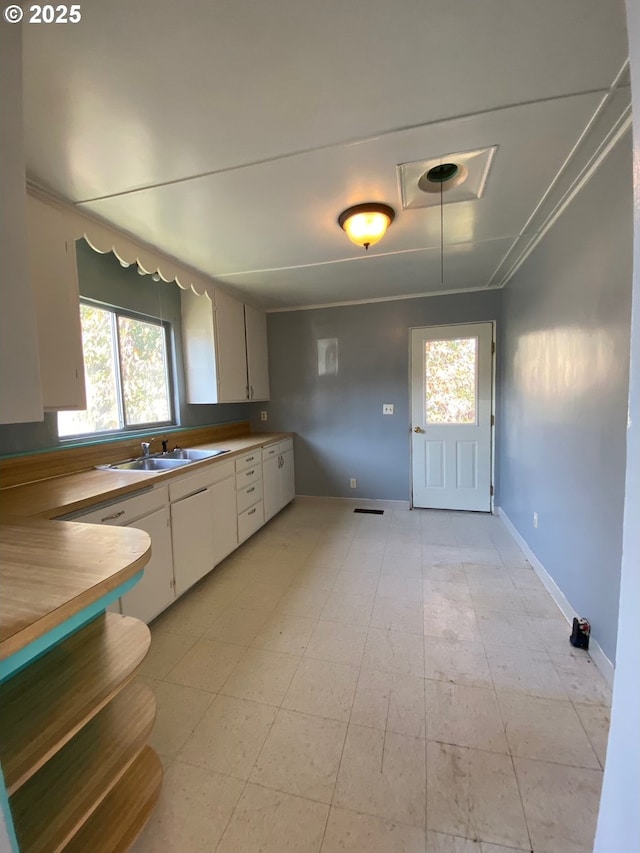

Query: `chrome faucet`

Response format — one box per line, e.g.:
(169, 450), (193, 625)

(141, 440), (154, 457)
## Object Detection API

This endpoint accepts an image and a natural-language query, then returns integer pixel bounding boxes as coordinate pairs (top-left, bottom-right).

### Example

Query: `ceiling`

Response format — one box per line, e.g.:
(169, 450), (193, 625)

(22, 0), (630, 310)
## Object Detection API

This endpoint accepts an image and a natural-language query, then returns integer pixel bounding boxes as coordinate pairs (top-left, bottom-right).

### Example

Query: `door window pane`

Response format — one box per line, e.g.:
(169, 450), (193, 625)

(425, 337), (477, 424)
(118, 316), (171, 426)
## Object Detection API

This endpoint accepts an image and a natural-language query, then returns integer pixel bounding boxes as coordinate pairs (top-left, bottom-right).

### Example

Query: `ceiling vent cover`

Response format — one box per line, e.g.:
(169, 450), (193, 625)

(397, 146), (497, 210)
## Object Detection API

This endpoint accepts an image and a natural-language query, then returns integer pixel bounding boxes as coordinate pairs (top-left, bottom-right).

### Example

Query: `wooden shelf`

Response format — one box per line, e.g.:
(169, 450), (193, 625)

(0, 519), (151, 659)
(63, 746), (162, 853)
(10, 681), (155, 853)
(0, 612), (151, 794)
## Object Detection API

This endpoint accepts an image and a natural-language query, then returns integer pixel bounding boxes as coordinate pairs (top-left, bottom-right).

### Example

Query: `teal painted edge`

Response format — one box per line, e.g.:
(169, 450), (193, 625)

(0, 571), (143, 684)
(0, 767), (19, 853)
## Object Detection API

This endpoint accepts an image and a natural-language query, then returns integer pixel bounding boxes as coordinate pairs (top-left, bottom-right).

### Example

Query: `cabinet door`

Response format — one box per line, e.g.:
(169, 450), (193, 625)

(120, 507), (175, 623)
(244, 303), (270, 400)
(262, 454), (281, 522)
(0, 27), (43, 425)
(280, 449), (296, 508)
(181, 288), (217, 404)
(210, 475), (239, 566)
(171, 489), (216, 596)
(215, 289), (248, 402)
(27, 196), (86, 411)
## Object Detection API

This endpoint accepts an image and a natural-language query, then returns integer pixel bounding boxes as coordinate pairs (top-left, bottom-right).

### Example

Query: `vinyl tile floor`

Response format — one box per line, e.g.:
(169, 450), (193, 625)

(132, 499), (612, 853)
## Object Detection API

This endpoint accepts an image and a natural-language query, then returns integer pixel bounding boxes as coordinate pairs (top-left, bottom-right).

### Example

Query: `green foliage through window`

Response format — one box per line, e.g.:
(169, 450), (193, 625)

(58, 302), (173, 438)
(425, 337), (477, 425)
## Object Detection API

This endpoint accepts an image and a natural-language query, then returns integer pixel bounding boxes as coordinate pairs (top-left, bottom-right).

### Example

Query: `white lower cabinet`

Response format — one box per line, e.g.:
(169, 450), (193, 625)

(171, 488), (216, 597)
(234, 452), (264, 543)
(59, 485), (176, 623)
(120, 506), (174, 623)
(169, 459), (237, 595)
(58, 438), (294, 621)
(263, 439), (295, 522)
(210, 475), (239, 566)
(263, 454), (281, 522)
(238, 500), (264, 543)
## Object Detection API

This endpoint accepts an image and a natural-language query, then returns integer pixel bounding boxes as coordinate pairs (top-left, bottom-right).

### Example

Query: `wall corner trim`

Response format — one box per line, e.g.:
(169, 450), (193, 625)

(496, 506), (615, 688)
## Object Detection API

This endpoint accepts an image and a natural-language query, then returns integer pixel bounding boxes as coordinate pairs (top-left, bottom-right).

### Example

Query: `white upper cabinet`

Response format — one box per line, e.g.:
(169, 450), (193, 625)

(182, 288), (270, 404)
(27, 195), (86, 411)
(215, 288), (250, 402)
(244, 303), (270, 401)
(0, 26), (43, 424)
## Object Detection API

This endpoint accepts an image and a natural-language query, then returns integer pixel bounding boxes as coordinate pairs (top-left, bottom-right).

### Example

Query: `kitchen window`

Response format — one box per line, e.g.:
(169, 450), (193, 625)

(58, 301), (175, 438)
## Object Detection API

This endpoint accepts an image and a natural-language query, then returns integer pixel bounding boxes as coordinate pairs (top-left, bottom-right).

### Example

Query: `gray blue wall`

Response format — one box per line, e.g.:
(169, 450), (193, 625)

(252, 290), (502, 501)
(0, 240), (253, 455)
(498, 131), (633, 663)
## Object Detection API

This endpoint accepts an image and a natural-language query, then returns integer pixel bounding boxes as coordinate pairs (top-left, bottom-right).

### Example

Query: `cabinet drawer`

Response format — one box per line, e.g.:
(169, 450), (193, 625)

(236, 464), (261, 490)
(261, 443), (279, 462)
(278, 438), (293, 454)
(238, 500), (264, 543)
(235, 450), (260, 472)
(237, 478), (263, 514)
(61, 485), (168, 526)
(169, 459), (234, 502)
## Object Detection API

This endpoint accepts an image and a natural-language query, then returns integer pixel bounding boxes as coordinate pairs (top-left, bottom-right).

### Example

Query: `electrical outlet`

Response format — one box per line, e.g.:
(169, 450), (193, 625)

(383, 404), (394, 415)
(260, 411), (268, 421)
(350, 478), (357, 489)
(533, 512), (538, 529)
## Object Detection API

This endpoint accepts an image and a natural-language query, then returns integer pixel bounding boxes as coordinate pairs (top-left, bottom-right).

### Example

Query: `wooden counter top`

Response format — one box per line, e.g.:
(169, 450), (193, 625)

(0, 518), (151, 660)
(0, 432), (291, 520)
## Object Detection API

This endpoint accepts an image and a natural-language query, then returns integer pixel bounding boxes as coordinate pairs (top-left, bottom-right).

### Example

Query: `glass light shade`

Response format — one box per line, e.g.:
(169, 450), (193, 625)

(343, 212), (391, 248)
(338, 203), (395, 250)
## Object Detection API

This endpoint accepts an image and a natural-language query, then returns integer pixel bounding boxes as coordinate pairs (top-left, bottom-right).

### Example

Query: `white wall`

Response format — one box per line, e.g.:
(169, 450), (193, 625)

(594, 1), (640, 849)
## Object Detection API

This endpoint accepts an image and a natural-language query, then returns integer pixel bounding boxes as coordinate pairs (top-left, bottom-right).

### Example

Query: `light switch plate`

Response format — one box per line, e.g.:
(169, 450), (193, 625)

(383, 404), (394, 415)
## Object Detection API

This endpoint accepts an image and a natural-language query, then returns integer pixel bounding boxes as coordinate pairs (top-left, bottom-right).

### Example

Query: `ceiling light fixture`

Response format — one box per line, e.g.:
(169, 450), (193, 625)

(152, 273), (161, 282)
(337, 203), (395, 251)
(118, 259), (131, 268)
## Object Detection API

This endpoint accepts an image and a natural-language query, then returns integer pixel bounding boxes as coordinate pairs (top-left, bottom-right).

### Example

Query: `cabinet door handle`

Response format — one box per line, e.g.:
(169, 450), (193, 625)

(101, 509), (125, 522)
(246, 469), (255, 476)
(250, 385), (254, 398)
(247, 486), (255, 494)
(246, 456), (255, 462)
(248, 507), (257, 515)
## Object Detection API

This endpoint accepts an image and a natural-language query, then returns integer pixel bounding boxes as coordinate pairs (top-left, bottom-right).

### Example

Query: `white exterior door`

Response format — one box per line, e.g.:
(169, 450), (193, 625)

(410, 323), (493, 512)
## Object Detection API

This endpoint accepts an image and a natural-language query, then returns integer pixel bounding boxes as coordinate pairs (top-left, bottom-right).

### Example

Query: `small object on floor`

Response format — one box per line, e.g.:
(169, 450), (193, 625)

(353, 508), (384, 515)
(570, 617), (591, 649)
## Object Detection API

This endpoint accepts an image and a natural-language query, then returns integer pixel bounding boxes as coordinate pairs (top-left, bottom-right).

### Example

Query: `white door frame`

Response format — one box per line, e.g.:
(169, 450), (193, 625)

(408, 320), (497, 512)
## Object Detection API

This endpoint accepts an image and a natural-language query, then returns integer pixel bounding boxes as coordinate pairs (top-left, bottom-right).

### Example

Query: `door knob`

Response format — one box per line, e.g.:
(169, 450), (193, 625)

(413, 426), (425, 434)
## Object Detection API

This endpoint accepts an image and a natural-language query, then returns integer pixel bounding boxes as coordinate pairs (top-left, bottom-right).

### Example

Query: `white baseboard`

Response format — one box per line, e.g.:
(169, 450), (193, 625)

(295, 495), (411, 512)
(496, 506), (615, 688)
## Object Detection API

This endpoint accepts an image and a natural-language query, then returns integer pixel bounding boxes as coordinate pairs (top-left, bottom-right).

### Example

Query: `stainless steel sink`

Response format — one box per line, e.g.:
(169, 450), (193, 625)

(98, 457), (193, 472)
(159, 448), (229, 461)
(96, 447), (229, 472)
